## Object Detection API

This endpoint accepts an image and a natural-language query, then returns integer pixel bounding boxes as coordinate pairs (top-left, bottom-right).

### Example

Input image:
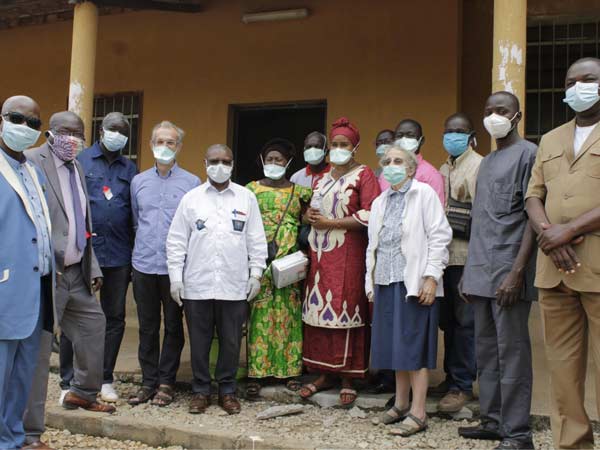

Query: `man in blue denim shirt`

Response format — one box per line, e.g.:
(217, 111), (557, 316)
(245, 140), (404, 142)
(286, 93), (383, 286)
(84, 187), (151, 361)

(59, 112), (137, 403)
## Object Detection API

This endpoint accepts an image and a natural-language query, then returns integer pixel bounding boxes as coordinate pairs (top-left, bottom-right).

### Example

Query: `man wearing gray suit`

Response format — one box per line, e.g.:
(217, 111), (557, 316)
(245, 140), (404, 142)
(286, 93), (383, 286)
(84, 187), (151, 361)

(25, 111), (115, 420)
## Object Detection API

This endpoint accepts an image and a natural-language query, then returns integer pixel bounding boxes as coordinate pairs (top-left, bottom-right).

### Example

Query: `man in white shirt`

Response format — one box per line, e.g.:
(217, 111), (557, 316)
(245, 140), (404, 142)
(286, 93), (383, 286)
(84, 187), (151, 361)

(166, 144), (267, 415)
(290, 131), (330, 188)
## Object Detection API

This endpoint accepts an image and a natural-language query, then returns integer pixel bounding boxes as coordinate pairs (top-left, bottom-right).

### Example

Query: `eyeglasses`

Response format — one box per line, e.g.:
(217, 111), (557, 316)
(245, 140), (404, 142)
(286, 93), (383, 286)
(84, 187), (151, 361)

(2, 111), (42, 130)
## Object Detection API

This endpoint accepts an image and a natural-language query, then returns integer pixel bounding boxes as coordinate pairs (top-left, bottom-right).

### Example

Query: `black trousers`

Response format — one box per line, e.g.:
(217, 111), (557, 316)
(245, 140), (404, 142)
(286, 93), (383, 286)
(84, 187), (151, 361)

(183, 299), (248, 396)
(59, 265), (130, 388)
(132, 269), (185, 388)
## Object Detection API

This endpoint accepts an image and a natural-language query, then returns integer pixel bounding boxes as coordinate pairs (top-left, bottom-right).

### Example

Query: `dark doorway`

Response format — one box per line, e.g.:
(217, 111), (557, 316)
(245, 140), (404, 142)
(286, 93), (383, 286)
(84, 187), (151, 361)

(228, 100), (327, 186)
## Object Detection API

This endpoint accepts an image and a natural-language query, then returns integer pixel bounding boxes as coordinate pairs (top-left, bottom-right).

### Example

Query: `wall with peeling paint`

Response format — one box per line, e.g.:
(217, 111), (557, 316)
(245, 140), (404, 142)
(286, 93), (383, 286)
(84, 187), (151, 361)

(0, 0), (461, 176)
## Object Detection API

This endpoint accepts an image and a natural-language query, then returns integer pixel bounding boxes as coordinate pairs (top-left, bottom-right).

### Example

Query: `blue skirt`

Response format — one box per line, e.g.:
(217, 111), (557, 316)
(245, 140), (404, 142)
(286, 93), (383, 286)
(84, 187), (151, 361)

(370, 282), (439, 371)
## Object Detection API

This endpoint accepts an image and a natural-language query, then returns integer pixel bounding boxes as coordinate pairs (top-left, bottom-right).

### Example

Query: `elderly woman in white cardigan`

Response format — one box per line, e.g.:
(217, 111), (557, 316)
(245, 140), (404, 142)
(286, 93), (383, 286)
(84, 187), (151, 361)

(365, 145), (452, 437)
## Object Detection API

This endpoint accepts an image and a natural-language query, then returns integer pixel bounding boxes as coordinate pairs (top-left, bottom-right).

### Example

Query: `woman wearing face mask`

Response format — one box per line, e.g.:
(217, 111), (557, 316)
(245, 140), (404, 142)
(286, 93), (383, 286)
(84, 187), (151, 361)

(367, 146), (452, 436)
(245, 138), (312, 397)
(299, 117), (381, 407)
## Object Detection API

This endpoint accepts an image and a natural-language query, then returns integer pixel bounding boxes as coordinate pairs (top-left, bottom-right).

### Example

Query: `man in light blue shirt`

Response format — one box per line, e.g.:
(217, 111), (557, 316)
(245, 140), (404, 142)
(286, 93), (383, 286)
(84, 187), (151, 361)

(128, 121), (200, 407)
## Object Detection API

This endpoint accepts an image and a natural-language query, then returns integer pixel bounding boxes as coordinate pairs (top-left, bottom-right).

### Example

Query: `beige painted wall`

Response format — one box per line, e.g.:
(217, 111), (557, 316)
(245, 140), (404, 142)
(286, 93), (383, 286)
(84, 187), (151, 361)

(0, 0), (460, 177)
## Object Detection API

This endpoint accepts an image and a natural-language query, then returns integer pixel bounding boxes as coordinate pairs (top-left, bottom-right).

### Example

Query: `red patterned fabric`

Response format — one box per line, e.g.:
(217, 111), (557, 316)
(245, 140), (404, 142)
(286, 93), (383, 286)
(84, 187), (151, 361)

(330, 117), (361, 147)
(302, 165), (381, 376)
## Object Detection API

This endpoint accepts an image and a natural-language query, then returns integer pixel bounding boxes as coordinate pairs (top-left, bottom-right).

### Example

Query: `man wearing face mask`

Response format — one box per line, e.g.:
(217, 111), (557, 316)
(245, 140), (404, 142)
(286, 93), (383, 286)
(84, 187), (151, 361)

(373, 129), (395, 177)
(53, 112), (138, 404)
(525, 57), (600, 450)
(290, 131), (330, 188)
(128, 121), (200, 407)
(433, 113), (482, 413)
(0, 96), (54, 450)
(459, 92), (537, 450)
(380, 120), (445, 206)
(167, 144), (267, 415)
(25, 112), (113, 416)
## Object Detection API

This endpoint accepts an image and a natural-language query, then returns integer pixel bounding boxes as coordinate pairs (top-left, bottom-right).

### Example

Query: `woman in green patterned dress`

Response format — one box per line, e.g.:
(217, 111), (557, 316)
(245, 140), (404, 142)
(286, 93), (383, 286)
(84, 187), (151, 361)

(246, 138), (312, 397)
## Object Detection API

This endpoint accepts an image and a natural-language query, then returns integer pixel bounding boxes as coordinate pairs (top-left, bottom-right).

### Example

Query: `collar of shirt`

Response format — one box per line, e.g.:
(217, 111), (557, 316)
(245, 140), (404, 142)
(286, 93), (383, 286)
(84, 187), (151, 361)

(446, 147), (474, 168)
(0, 147), (22, 170)
(153, 162), (180, 179)
(90, 141), (127, 165)
(305, 163), (331, 176)
(387, 178), (413, 197)
(204, 180), (235, 196)
(51, 148), (68, 169)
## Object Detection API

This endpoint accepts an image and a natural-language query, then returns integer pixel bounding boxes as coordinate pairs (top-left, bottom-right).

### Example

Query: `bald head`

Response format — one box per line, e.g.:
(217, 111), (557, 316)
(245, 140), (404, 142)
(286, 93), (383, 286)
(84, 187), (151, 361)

(48, 111), (85, 140)
(102, 112), (129, 135)
(485, 91), (520, 114)
(206, 144), (233, 160)
(1, 95), (40, 117)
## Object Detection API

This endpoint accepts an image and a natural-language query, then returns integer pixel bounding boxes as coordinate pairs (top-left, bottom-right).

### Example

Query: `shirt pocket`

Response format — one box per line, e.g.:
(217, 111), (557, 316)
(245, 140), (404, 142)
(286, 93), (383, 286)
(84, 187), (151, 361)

(541, 150), (563, 182)
(586, 148), (600, 179)
(85, 172), (105, 196)
(491, 182), (519, 216)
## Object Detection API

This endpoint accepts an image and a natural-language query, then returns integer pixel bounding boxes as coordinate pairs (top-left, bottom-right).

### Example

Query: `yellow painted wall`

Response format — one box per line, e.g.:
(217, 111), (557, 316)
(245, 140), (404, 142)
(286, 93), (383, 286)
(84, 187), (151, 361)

(0, 0), (460, 177)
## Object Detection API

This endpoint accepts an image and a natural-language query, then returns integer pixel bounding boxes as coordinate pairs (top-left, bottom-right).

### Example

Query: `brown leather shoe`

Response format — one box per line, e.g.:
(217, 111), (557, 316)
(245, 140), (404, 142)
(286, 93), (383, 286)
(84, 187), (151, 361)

(218, 393), (241, 415)
(438, 390), (473, 413)
(62, 391), (116, 413)
(23, 441), (54, 450)
(189, 393), (210, 414)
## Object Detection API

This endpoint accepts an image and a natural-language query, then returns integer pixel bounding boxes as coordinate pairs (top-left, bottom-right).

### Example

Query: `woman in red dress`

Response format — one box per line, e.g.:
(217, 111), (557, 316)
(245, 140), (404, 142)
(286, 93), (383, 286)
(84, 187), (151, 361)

(300, 117), (381, 406)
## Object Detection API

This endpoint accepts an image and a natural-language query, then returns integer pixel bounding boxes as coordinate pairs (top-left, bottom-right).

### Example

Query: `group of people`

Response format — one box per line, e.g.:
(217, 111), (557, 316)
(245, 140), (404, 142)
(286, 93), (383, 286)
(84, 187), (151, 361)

(0, 56), (599, 450)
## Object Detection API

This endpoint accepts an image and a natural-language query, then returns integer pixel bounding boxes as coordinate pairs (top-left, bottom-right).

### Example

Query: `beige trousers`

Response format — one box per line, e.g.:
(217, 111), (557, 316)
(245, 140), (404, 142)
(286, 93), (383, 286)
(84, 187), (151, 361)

(539, 283), (600, 449)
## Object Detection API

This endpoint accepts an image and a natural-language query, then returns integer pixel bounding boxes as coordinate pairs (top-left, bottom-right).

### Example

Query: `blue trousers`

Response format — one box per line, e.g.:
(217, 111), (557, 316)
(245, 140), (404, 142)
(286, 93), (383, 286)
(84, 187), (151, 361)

(440, 265), (476, 392)
(0, 299), (42, 449)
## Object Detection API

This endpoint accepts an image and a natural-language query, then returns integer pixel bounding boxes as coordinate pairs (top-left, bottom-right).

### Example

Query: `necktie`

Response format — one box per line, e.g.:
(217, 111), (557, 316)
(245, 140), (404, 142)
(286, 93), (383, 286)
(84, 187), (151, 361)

(65, 162), (86, 251)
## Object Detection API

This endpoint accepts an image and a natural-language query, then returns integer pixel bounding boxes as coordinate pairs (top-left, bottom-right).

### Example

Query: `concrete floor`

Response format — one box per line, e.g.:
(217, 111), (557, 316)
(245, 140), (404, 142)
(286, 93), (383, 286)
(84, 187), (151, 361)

(115, 288), (598, 419)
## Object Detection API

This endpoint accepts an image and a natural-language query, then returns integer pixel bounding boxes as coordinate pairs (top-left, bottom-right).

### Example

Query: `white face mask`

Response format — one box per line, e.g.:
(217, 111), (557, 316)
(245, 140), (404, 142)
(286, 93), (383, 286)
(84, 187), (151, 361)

(1, 120), (41, 152)
(329, 147), (355, 165)
(303, 147), (326, 165)
(153, 145), (176, 165)
(483, 112), (518, 139)
(394, 136), (422, 153)
(102, 128), (128, 152)
(261, 155), (292, 180)
(206, 162), (233, 183)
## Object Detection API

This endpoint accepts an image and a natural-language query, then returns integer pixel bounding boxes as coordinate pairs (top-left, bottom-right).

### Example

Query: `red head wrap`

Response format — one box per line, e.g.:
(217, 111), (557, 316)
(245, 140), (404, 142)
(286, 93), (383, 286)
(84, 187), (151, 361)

(330, 117), (360, 147)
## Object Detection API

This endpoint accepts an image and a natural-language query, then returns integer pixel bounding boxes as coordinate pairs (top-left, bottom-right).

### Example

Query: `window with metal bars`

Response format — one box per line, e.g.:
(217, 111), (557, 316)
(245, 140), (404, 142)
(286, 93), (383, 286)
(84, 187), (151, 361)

(91, 92), (143, 164)
(526, 21), (600, 143)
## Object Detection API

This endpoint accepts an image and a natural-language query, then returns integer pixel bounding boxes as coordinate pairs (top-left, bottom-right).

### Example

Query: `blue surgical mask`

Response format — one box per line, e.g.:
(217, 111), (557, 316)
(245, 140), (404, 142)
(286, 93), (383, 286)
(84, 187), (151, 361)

(1, 119), (41, 152)
(153, 145), (176, 164)
(383, 164), (407, 186)
(102, 128), (128, 152)
(563, 82), (600, 112)
(376, 144), (389, 158)
(443, 132), (471, 157)
(394, 136), (421, 153)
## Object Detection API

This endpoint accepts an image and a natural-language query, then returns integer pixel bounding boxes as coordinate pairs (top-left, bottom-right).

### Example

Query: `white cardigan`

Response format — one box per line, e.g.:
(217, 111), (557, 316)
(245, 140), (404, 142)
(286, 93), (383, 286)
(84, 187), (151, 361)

(365, 179), (452, 299)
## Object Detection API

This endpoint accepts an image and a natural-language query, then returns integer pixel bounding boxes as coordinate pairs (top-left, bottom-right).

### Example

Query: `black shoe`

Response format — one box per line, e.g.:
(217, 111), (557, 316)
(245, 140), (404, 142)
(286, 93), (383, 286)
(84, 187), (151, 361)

(458, 424), (502, 441)
(428, 380), (451, 397)
(494, 439), (535, 450)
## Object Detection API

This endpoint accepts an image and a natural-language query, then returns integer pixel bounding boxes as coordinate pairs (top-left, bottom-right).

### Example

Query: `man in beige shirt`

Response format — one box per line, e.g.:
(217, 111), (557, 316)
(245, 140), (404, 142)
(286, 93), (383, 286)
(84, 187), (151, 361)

(526, 57), (600, 450)
(434, 113), (482, 413)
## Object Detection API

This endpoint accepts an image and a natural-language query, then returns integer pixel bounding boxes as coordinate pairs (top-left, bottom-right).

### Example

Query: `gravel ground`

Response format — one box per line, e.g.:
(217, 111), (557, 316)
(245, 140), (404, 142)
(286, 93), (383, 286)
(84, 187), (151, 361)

(41, 428), (183, 449)
(46, 373), (599, 449)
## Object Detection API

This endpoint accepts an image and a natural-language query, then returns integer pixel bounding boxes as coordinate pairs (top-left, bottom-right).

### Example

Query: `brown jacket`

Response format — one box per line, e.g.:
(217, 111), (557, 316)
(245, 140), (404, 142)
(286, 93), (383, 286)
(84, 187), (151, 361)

(526, 119), (600, 292)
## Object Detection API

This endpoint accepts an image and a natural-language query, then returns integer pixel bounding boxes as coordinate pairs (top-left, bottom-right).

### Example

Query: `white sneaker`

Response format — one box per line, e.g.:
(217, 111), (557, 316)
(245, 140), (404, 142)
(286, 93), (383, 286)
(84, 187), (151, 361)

(59, 389), (69, 406)
(100, 383), (119, 403)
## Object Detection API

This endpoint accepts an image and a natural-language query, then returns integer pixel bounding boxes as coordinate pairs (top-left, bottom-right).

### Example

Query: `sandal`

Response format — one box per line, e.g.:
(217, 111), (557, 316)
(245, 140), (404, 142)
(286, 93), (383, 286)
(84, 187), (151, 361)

(128, 386), (156, 406)
(339, 388), (358, 406)
(298, 382), (334, 399)
(246, 381), (261, 399)
(388, 413), (428, 437)
(372, 405), (410, 425)
(286, 379), (302, 392)
(151, 385), (175, 407)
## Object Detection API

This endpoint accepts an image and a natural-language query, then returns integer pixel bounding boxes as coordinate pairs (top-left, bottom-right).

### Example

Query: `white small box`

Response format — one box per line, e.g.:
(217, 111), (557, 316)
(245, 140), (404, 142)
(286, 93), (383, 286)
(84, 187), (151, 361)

(271, 251), (309, 288)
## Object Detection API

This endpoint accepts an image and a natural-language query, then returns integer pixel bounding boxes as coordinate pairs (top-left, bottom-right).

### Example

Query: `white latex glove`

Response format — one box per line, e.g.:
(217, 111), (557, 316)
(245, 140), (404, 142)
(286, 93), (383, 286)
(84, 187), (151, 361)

(246, 277), (261, 302)
(170, 281), (184, 307)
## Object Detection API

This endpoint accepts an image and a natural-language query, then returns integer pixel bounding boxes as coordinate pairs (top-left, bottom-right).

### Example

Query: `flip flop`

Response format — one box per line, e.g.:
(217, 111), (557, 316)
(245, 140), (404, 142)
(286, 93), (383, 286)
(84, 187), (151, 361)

(151, 385), (175, 407)
(388, 413), (428, 437)
(339, 388), (358, 406)
(372, 405), (410, 425)
(128, 386), (156, 406)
